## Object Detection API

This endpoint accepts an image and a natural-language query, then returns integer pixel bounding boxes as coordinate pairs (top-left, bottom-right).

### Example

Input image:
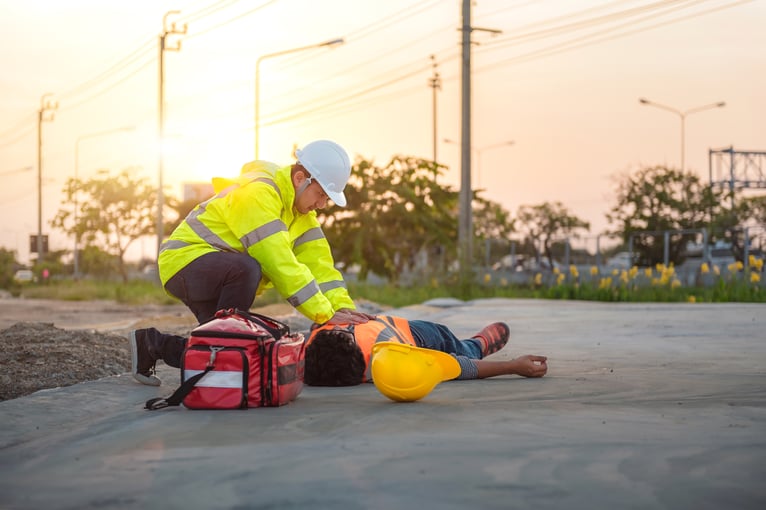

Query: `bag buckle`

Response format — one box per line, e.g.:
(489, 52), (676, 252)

(208, 346), (224, 367)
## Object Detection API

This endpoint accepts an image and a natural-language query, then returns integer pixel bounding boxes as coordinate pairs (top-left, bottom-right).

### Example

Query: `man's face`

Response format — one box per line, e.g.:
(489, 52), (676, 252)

(294, 172), (330, 214)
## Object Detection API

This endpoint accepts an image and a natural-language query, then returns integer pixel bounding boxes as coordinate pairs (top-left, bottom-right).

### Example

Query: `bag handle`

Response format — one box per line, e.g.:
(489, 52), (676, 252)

(215, 308), (289, 339)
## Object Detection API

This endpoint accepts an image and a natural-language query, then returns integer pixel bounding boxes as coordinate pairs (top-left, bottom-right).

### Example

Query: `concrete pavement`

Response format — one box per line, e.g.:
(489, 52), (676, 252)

(1, 298), (764, 510)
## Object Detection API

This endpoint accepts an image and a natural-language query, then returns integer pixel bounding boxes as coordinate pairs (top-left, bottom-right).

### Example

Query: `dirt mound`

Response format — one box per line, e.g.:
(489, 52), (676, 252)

(0, 322), (132, 401)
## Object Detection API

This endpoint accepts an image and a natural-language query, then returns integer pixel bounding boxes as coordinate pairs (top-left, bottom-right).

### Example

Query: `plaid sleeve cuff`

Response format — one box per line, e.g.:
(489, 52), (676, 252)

(452, 355), (479, 380)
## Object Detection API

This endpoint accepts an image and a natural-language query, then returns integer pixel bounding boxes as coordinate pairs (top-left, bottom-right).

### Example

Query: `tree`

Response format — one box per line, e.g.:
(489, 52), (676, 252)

(52, 169), (158, 282)
(0, 247), (20, 290)
(712, 194), (766, 261)
(516, 201), (590, 268)
(318, 155), (514, 283)
(607, 166), (723, 266)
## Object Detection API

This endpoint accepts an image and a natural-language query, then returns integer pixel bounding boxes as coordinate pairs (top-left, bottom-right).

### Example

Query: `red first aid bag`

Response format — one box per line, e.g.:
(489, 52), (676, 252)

(145, 308), (305, 410)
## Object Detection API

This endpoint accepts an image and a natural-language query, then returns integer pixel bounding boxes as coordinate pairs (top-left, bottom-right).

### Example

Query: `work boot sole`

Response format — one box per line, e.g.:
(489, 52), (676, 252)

(129, 330), (161, 386)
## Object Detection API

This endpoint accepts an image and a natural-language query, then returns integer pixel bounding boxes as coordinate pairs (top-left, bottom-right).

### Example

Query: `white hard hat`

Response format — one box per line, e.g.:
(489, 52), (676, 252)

(295, 140), (351, 207)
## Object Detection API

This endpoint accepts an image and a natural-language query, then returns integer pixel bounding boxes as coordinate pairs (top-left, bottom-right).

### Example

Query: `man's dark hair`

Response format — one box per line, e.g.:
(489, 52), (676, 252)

(304, 328), (365, 386)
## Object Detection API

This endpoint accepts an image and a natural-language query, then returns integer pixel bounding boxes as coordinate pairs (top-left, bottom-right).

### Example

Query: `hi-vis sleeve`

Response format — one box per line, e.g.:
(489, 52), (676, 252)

(291, 213), (355, 312)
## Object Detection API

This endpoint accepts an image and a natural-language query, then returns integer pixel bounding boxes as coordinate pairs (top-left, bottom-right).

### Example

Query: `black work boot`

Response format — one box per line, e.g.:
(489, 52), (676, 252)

(129, 328), (165, 386)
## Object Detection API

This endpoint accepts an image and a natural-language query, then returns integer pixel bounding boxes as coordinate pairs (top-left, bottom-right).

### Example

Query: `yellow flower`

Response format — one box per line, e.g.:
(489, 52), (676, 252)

(671, 279), (681, 289)
(656, 263), (665, 272)
(557, 273), (565, 285)
(534, 273), (542, 286)
(629, 266), (638, 279)
(500, 278), (508, 286)
(644, 268), (653, 278)
(569, 265), (579, 278)
(755, 258), (764, 271)
(713, 265), (721, 275)
(620, 270), (629, 284)
(664, 266), (675, 278)
(590, 266), (599, 276)
(728, 262), (739, 273)
(651, 277), (661, 286)
(688, 295), (696, 303)
(553, 267), (560, 275)
(599, 277), (612, 289)
(484, 273), (491, 283)
(749, 254), (757, 267)
(611, 268), (619, 276)
(700, 262), (709, 274)
(751, 272), (761, 284)
(736, 261), (744, 272)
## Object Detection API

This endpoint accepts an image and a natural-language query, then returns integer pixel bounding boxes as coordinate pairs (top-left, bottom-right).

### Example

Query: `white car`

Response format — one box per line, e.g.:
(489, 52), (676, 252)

(605, 251), (632, 269)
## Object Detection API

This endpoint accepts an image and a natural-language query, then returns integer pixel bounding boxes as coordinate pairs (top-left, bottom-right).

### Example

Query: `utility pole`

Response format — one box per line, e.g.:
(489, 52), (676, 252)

(428, 55), (441, 163)
(157, 10), (186, 258)
(458, 0), (501, 286)
(37, 93), (57, 264)
(458, 0), (472, 285)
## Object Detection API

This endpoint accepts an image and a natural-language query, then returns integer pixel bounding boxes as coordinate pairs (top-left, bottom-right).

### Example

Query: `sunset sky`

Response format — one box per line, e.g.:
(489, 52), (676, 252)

(1, 0), (764, 264)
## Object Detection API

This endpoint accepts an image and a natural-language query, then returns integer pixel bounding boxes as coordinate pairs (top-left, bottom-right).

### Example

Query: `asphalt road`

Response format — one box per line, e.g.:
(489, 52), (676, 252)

(1, 298), (764, 510)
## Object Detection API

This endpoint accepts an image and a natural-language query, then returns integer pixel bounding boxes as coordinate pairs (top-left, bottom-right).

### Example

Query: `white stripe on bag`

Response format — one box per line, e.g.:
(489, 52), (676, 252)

(184, 370), (243, 388)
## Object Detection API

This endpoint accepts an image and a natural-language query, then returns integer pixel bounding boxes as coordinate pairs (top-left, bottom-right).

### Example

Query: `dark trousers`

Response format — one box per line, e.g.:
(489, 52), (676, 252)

(164, 251), (262, 324)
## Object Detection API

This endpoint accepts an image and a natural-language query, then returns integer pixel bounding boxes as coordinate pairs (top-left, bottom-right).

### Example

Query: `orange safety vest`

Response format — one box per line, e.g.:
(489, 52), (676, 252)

(306, 315), (417, 381)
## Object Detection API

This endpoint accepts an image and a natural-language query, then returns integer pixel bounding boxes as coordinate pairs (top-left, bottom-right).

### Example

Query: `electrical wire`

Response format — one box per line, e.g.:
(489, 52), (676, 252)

(474, 0), (753, 72)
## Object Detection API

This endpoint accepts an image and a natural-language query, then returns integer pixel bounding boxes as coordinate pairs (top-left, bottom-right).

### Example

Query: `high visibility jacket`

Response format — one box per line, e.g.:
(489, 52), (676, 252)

(306, 316), (417, 381)
(158, 162), (355, 324)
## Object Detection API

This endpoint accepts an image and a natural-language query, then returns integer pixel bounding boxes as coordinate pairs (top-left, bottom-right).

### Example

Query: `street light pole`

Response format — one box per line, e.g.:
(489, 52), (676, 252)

(639, 97), (725, 171)
(74, 126), (134, 278)
(255, 38), (344, 159)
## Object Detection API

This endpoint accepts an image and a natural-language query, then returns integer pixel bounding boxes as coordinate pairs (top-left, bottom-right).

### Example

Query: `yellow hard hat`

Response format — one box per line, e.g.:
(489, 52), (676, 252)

(370, 342), (461, 402)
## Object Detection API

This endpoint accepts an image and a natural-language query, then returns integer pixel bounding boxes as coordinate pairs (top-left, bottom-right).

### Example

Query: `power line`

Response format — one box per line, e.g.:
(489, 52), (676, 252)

(479, 0), (702, 50)
(474, 0), (753, 72)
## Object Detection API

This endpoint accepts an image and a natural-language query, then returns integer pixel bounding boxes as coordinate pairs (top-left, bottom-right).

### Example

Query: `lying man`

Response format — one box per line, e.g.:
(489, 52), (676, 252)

(304, 315), (548, 386)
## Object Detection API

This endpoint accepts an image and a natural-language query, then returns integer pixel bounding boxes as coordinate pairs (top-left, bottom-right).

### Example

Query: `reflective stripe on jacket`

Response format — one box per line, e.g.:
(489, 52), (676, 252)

(306, 316), (417, 381)
(158, 162), (354, 323)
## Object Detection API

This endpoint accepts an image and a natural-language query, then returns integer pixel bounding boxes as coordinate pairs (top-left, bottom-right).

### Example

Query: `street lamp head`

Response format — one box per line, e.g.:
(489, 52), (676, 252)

(321, 38), (345, 47)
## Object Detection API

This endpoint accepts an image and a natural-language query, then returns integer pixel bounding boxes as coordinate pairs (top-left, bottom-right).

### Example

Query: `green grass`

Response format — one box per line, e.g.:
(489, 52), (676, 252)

(18, 279), (180, 305)
(11, 268), (765, 308)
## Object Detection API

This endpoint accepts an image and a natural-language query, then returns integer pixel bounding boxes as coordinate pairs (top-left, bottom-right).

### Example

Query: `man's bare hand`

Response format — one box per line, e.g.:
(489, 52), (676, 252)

(513, 355), (548, 378)
(338, 308), (376, 322)
(325, 309), (373, 325)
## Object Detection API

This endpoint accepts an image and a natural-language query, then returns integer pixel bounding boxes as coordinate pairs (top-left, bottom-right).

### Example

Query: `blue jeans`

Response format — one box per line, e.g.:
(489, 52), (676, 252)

(408, 320), (482, 359)
(164, 251), (262, 324)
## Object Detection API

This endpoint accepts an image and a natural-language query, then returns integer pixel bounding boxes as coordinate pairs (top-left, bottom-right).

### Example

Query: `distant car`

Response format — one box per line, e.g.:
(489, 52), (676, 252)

(605, 251), (632, 269)
(13, 269), (34, 283)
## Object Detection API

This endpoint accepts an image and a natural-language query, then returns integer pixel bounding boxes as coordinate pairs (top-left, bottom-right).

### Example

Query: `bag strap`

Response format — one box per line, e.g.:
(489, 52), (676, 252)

(145, 366), (213, 411)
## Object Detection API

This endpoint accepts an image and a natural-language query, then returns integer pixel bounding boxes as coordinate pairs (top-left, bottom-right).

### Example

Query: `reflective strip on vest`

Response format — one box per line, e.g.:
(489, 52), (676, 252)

(252, 176), (281, 198)
(319, 280), (346, 293)
(186, 211), (237, 252)
(240, 219), (288, 250)
(293, 227), (325, 249)
(183, 369), (242, 388)
(287, 280), (321, 308)
(160, 239), (190, 254)
(165, 176), (284, 255)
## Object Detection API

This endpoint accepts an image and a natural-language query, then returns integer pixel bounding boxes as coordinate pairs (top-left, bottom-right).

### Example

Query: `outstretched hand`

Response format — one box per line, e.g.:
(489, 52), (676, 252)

(325, 308), (375, 325)
(513, 355), (548, 378)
